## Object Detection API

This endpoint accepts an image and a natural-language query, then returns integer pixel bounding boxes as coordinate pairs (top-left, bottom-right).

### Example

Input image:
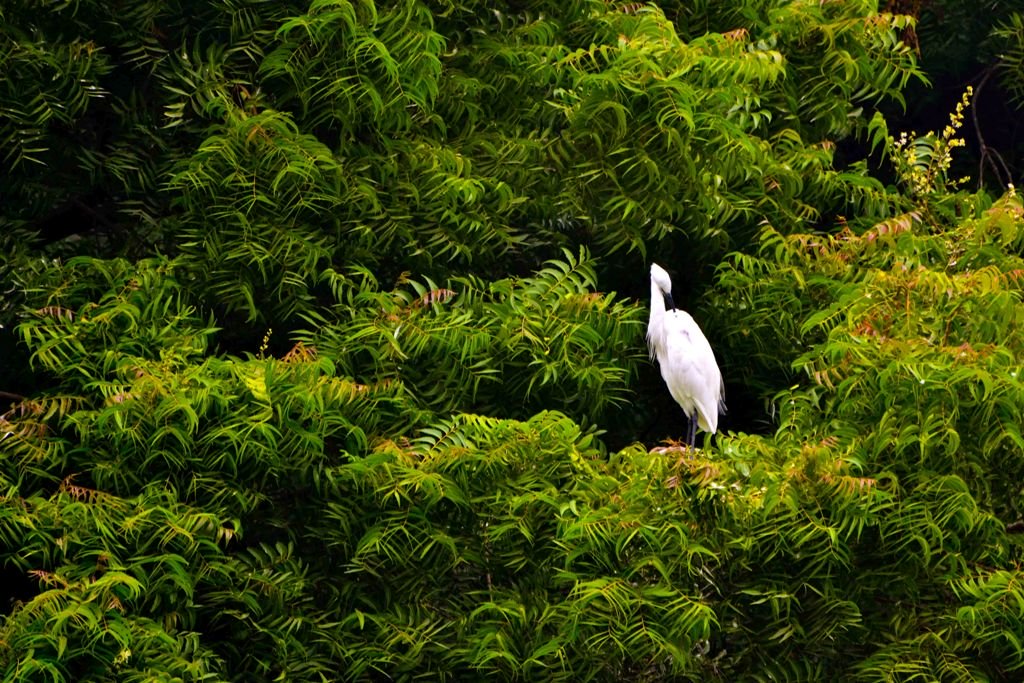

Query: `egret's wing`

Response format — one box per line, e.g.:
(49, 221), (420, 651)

(662, 312), (724, 433)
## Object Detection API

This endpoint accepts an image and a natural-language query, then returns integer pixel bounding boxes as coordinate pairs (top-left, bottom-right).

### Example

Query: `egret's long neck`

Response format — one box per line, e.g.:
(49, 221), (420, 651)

(649, 278), (666, 322)
(647, 278), (668, 359)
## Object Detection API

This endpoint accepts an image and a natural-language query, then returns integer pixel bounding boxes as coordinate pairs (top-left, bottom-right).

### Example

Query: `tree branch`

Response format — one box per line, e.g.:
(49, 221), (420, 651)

(972, 65), (1014, 189)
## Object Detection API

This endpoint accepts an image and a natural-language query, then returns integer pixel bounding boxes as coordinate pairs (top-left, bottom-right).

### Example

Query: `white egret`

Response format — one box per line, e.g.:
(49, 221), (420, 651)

(647, 263), (725, 446)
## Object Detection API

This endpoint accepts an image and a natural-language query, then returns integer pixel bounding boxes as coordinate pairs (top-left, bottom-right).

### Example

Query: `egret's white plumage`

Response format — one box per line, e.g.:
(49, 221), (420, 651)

(647, 263), (725, 444)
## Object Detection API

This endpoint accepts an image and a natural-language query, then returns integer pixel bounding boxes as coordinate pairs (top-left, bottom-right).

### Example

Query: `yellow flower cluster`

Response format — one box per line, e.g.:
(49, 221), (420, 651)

(888, 86), (972, 197)
(942, 86), (972, 142)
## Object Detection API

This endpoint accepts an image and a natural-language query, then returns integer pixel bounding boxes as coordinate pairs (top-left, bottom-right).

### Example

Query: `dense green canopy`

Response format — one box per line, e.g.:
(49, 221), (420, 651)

(2, 0), (1024, 680)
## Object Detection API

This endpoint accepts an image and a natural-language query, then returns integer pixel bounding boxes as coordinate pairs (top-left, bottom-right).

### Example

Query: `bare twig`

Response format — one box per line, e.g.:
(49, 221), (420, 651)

(972, 66), (1014, 189)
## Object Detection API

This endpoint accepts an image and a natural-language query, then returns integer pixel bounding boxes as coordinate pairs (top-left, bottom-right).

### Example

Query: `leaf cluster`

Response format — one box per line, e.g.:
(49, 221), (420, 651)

(7, 1), (1024, 681)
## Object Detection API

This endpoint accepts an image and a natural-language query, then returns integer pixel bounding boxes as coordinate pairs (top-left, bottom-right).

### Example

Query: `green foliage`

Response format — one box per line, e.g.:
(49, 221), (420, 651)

(301, 248), (644, 422)
(169, 108), (347, 323)
(0, 449), (232, 676)
(0, 28), (111, 172)
(5, 1), (1024, 681)
(708, 188), (1024, 679)
(3, 0), (924, 334)
(993, 11), (1024, 109)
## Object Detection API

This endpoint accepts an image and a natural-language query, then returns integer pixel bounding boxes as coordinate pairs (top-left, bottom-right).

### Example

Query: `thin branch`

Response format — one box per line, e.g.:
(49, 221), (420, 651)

(972, 65), (1013, 189)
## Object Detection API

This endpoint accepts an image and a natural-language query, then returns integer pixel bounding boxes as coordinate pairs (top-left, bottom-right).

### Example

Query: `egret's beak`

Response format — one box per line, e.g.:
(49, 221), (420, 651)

(663, 292), (675, 311)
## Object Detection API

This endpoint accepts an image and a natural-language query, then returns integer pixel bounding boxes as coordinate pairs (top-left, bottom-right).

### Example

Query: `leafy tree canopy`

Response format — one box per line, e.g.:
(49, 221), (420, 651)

(2, 0), (1024, 681)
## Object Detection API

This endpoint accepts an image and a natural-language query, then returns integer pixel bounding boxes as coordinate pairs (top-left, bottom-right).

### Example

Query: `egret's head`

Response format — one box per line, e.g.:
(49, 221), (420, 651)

(650, 263), (673, 294)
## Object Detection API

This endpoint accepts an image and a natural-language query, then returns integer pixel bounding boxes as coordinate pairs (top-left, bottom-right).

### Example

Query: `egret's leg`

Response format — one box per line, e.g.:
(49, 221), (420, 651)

(687, 413), (697, 449)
